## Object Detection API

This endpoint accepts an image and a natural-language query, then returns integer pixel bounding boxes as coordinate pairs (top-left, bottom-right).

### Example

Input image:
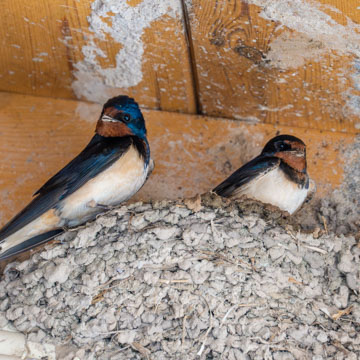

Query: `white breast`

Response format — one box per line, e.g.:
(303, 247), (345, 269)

(59, 145), (148, 226)
(233, 167), (309, 214)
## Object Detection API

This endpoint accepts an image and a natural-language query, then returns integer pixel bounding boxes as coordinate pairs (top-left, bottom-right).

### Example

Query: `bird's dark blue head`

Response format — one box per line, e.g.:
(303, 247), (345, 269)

(261, 135), (305, 155)
(96, 96), (147, 139)
(261, 134), (307, 173)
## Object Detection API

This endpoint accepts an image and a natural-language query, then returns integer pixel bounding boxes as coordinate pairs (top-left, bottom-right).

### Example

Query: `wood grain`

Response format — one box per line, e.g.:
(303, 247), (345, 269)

(0, 92), (355, 228)
(185, 0), (360, 133)
(1, 0), (359, 132)
(0, 0), (196, 113)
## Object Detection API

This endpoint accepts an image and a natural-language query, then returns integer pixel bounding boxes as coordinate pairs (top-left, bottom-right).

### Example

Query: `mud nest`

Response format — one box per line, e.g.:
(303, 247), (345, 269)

(0, 191), (358, 360)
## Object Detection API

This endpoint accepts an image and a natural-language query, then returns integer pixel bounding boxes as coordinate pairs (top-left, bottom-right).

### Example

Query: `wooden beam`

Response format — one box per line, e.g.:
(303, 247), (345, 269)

(185, 0), (360, 133)
(0, 0), (196, 113)
(0, 92), (355, 227)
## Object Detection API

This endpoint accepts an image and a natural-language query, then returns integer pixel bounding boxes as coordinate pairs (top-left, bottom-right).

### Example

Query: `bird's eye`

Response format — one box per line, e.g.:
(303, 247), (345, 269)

(123, 114), (131, 122)
(277, 142), (288, 151)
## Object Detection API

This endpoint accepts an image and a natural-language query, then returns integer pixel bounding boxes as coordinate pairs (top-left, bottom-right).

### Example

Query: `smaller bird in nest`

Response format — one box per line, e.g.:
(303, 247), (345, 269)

(213, 134), (315, 215)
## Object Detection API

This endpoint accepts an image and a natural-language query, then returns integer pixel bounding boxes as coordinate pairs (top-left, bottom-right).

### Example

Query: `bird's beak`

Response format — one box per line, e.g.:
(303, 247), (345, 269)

(101, 115), (118, 123)
(291, 150), (305, 158)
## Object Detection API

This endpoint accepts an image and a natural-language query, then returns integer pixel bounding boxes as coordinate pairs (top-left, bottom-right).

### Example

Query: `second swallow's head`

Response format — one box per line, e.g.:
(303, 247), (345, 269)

(96, 96), (147, 139)
(261, 134), (307, 173)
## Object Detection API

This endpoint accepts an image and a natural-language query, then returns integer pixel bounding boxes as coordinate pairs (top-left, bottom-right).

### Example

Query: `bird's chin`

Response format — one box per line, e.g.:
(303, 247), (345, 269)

(96, 120), (134, 137)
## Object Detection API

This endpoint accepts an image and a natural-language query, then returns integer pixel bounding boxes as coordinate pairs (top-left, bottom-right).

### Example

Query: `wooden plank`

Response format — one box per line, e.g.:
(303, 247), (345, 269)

(185, 0), (360, 133)
(0, 92), (355, 228)
(0, 0), (196, 113)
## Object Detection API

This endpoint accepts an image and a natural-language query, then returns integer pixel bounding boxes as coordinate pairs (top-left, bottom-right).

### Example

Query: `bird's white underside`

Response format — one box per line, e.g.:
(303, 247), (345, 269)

(60, 144), (148, 225)
(232, 167), (309, 214)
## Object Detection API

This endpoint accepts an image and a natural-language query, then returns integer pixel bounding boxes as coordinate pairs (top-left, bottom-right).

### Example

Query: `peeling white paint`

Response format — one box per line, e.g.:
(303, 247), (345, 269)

(32, 52), (49, 62)
(246, 0), (360, 59)
(259, 104), (294, 112)
(75, 102), (102, 123)
(267, 31), (326, 69)
(246, 0), (360, 124)
(72, 0), (181, 103)
(344, 59), (360, 120)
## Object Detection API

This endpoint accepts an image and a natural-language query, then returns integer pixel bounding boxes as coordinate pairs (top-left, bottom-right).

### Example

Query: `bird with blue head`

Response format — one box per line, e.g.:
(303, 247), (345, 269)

(0, 95), (153, 260)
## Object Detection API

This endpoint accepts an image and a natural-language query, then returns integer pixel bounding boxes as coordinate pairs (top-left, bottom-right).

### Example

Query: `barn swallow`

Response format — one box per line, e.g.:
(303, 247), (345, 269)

(213, 135), (314, 214)
(0, 96), (153, 260)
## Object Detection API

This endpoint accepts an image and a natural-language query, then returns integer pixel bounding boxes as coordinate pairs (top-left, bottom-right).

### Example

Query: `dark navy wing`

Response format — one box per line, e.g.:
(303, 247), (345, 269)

(0, 135), (133, 242)
(213, 155), (280, 197)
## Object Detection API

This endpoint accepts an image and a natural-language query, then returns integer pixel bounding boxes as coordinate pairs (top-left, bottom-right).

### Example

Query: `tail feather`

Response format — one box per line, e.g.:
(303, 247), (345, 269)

(0, 229), (64, 261)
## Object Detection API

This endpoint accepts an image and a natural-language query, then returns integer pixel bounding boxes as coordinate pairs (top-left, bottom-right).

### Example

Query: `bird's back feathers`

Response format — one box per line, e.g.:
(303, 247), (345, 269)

(213, 156), (280, 197)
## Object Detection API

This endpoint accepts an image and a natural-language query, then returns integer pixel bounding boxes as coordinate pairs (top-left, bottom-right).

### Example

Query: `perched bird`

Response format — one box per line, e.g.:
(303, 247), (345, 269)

(213, 135), (313, 214)
(0, 96), (152, 260)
